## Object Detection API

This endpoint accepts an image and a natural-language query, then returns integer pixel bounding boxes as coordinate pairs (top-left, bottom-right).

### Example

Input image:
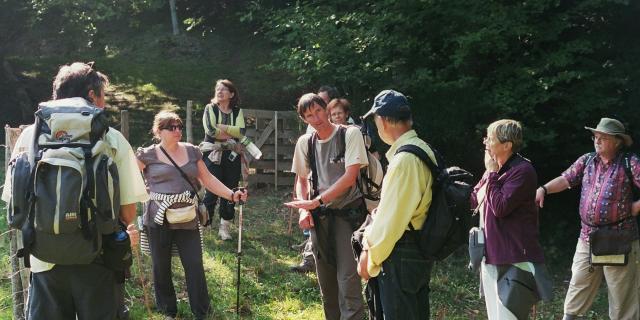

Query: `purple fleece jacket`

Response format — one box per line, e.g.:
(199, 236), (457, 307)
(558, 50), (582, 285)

(471, 154), (545, 265)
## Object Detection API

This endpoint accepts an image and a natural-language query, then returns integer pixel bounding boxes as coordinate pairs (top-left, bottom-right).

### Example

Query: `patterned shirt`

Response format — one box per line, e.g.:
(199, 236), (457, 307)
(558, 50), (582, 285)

(562, 152), (640, 242)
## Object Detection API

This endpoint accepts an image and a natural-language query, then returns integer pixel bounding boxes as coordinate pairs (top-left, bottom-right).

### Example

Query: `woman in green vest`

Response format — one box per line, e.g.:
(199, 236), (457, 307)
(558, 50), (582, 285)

(200, 79), (245, 240)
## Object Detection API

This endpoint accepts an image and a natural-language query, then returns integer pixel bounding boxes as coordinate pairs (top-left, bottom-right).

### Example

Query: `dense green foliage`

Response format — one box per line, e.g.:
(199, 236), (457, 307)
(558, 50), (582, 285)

(245, 0), (640, 175)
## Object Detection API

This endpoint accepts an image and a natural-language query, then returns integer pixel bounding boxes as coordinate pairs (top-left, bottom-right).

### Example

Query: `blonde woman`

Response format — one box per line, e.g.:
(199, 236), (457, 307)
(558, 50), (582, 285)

(136, 111), (247, 319)
(471, 119), (550, 319)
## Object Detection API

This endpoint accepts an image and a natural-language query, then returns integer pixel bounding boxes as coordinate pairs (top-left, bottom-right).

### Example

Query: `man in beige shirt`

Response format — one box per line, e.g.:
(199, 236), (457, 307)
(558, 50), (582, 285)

(286, 93), (367, 320)
(2, 62), (148, 319)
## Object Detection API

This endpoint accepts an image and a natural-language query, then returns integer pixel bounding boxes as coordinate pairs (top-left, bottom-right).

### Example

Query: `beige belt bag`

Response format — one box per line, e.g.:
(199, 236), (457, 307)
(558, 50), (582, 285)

(165, 204), (197, 224)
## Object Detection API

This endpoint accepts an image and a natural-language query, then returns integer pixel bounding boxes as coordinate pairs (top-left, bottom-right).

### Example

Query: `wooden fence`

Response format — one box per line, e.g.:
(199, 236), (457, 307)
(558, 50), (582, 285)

(117, 105), (303, 189)
(4, 125), (28, 320)
(242, 109), (302, 190)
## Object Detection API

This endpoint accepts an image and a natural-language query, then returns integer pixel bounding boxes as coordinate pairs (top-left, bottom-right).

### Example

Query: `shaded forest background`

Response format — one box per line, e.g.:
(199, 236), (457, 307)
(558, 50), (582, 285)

(1, 0), (640, 257)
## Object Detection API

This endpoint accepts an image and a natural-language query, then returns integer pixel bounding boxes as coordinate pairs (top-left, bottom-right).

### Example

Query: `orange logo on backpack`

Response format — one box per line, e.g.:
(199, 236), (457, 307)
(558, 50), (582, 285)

(55, 130), (72, 142)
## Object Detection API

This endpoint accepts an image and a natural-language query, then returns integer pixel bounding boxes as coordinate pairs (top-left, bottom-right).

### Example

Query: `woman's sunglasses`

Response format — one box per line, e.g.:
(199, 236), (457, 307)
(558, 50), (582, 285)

(162, 124), (183, 132)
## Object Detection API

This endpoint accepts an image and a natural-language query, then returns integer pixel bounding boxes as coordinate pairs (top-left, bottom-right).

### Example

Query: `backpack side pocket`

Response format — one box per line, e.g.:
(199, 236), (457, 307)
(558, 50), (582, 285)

(94, 154), (119, 234)
(8, 152), (32, 229)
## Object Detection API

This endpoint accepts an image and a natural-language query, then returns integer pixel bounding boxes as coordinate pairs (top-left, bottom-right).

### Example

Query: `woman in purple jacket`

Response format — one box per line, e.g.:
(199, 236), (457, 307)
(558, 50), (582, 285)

(471, 119), (548, 319)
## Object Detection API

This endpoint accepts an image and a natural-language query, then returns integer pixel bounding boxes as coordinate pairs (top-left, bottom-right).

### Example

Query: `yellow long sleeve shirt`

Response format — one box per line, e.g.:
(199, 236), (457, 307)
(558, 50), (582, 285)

(363, 130), (435, 277)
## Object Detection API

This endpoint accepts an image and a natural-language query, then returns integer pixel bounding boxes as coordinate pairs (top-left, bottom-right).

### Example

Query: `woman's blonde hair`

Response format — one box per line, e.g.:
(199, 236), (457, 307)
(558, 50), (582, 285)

(487, 119), (523, 152)
(152, 111), (183, 140)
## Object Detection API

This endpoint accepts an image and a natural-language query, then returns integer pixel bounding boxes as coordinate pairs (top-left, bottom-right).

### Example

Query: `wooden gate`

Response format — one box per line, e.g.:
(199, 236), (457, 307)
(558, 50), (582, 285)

(242, 109), (303, 190)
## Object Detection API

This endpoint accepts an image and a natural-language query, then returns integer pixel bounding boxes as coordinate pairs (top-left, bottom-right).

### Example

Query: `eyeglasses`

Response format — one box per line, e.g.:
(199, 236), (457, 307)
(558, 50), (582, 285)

(591, 135), (612, 142)
(483, 136), (499, 144)
(162, 125), (183, 132)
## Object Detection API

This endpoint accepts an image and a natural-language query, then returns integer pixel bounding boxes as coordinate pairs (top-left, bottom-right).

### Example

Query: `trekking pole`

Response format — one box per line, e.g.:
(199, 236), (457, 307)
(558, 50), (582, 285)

(235, 187), (246, 317)
(132, 239), (153, 317)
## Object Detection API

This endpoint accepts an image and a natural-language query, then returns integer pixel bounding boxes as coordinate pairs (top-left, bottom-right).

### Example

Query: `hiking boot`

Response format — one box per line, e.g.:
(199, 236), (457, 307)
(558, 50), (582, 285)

(218, 218), (232, 241)
(290, 261), (315, 273)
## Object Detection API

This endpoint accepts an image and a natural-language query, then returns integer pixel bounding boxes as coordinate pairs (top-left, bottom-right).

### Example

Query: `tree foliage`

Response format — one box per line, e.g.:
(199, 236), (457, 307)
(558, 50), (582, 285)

(245, 0), (640, 174)
(1, 0), (165, 54)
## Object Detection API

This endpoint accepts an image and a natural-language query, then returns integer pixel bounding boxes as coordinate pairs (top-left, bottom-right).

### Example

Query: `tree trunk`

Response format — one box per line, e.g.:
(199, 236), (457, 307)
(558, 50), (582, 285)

(169, 0), (179, 36)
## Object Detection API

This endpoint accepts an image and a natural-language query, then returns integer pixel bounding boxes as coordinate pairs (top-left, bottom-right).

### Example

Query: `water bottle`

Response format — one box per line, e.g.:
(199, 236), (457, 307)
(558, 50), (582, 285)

(240, 136), (262, 160)
(114, 229), (128, 242)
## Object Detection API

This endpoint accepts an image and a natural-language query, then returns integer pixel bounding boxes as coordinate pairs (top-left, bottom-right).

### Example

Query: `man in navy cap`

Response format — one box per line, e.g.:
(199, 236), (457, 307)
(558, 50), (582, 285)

(357, 89), (435, 319)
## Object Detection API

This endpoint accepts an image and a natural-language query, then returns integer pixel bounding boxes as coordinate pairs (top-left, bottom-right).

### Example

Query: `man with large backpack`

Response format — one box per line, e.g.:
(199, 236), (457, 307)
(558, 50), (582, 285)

(285, 93), (367, 320)
(2, 62), (148, 319)
(357, 90), (435, 319)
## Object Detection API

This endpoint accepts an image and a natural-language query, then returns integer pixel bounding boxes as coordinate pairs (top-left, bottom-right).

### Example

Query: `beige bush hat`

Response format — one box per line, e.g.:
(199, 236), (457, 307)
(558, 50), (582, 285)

(585, 117), (632, 146)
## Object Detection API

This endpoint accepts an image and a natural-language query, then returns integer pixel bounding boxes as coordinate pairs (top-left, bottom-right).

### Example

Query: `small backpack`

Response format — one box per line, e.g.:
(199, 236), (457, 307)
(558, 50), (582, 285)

(307, 125), (384, 212)
(8, 97), (121, 266)
(396, 144), (474, 261)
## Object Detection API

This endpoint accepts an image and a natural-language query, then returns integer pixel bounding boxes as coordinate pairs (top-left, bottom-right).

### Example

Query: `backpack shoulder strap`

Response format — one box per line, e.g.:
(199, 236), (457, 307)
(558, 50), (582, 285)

(232, 107), (240, 126)
(395, 144), (439, 175)
(336, 125), (347, 160)
(623, 152), (639, 195)
(307, 132), (319, 198)
(395, 144), (439, 231)
(624, 152), (633, 180)
(583, 152), (597, 168)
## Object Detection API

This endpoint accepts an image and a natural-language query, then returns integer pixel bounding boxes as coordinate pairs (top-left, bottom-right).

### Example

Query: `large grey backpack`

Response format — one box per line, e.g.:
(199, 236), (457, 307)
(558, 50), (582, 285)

(8, 97), (120, 266)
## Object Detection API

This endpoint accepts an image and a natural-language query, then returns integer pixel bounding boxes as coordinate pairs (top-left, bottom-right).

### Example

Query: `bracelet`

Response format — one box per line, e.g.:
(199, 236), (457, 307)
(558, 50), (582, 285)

(230, 190), (235, 202)
(540, 185), (548, 195)
(316, 195), (324, 205)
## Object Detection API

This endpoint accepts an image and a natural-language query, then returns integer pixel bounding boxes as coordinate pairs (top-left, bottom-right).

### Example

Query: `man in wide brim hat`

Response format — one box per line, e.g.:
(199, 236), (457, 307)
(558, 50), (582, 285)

(584, 117), (633, 147)
(535, 116), (640, 320)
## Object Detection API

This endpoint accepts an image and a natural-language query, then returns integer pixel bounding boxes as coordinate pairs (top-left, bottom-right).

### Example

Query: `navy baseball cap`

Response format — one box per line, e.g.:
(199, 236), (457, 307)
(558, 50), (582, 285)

(362, 89), (411, 119)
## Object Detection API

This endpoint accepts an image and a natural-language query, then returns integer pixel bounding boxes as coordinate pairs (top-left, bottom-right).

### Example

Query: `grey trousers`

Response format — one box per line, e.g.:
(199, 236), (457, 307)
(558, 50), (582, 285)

(28, 263), (116, 320)
(311, 215), (365, 320)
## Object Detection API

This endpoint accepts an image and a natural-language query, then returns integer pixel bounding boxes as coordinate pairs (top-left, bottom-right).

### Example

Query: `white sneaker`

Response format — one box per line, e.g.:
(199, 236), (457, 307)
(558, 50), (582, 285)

(218, 219), (232, 241)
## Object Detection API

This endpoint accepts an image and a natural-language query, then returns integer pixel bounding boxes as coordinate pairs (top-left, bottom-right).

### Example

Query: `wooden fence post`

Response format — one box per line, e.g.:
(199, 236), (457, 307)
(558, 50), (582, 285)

(5, 125), (26, 320)
(186, 100), (193, 143)
(120, 110), (129, 140)
(274, 111), (278, 190)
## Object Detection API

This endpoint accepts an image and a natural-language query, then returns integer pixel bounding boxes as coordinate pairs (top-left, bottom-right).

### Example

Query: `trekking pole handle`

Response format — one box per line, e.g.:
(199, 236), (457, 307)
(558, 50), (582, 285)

(232, 187), (247, 205)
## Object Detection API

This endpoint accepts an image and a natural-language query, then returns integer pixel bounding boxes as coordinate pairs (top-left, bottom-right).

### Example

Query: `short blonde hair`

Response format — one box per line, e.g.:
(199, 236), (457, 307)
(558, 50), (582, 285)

(487, 119), (523, 152)
(152, 111), (183, 140)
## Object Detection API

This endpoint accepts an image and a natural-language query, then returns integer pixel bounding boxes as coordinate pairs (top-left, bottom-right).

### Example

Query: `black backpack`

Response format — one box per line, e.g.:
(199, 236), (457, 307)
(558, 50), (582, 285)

(396, 144), (475, 261)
